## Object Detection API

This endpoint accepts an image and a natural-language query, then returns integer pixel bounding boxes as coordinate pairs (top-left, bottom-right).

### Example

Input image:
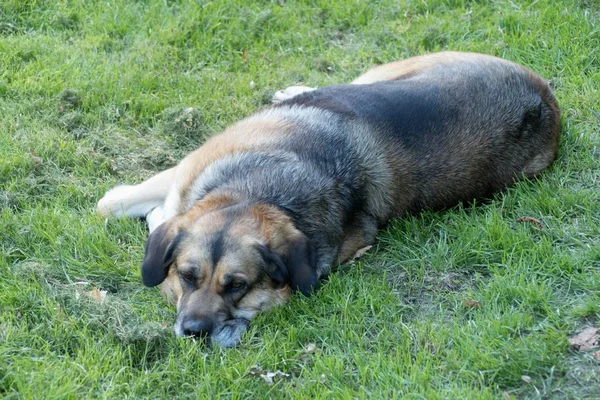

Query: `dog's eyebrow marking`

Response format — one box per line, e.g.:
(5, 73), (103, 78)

(211, 230), (226, 268)
(210, 210), (241, 269)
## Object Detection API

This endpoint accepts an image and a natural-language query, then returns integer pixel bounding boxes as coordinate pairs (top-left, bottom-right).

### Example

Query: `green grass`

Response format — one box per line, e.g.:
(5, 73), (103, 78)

(1, 0), (599, 398)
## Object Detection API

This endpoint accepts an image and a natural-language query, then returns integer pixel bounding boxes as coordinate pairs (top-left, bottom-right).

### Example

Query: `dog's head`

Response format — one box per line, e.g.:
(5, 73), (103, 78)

(140, 197), (318, 347)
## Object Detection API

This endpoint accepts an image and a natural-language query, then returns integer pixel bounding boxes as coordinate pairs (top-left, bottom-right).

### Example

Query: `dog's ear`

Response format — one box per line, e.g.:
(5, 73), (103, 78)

(285, 234), (319, 296)
(141, 221), (183, 287)
(257, 244), (288, 288)
(259, 233), (318, 296)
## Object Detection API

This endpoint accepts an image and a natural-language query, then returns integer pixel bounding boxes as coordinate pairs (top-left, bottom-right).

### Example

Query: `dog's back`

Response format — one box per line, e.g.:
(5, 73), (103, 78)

(277, 57), (560, 215)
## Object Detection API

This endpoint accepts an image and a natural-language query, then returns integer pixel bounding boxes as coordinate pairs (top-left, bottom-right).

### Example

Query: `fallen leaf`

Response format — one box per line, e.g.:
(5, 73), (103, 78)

(86, 287), (107, 303)
(569, 327), (599, 351)
(247, 365), (290, 385)
(521, 375), (532, 384)
(517, 216), (545, 229)
(442, 273), (461, 290)
(347, 245), (372, 264)
(593, 351), (600, 361)
(299, 343), (318, 363)
(247, 365), (263, 376)
(464, 299), (482, 308)
(260, 370), (290, 385)
(503, 392), (512, 400)
(29, 152), (43, 166)
(305, 343), (317, 354)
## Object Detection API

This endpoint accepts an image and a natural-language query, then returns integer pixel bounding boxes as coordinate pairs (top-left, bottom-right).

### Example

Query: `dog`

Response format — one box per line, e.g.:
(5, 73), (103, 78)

(97, 52), (560, 347)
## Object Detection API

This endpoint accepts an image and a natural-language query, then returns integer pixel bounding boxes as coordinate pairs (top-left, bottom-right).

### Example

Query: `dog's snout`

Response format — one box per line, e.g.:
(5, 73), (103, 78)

(182, 317), (214, 338)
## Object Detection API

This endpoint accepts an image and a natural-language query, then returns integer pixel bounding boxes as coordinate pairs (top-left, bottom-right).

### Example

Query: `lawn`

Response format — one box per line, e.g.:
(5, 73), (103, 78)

(1, 0), (599, 398)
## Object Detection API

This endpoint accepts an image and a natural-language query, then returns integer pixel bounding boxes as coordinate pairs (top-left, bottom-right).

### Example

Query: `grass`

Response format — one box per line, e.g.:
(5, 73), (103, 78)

(1, 0), (599, 398)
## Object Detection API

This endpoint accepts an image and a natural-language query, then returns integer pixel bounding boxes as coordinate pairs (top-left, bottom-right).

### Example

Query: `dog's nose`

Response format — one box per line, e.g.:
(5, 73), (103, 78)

(182, 317), (213, 338)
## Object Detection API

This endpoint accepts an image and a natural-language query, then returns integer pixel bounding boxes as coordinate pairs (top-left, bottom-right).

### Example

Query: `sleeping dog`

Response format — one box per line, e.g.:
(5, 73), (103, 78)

(97, 52), (560, 347)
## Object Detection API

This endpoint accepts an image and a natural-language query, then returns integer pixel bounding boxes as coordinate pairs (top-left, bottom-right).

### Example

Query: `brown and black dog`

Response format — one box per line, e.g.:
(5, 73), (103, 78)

(97, 52), (560, 347)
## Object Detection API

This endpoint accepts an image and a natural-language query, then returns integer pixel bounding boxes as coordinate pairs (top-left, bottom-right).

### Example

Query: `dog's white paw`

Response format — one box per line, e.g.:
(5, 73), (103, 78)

(97, 185), (136, 217)
(146, 205), (167, 233)
(97, 185), (162, 218)
(272, 86), (316, 104)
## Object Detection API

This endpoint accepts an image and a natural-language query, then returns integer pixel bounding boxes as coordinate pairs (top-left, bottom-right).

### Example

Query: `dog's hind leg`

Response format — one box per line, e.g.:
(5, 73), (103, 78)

(97, 167), (176, 218)
(351, 52), (499, 84)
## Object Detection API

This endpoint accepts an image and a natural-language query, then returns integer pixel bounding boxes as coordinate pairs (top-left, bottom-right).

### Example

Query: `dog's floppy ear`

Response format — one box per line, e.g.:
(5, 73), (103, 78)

(258, 244), (289, 288)
(285, 234), (319, 296)
(141, 221), (183, 287)
(260, 233), (318, 296)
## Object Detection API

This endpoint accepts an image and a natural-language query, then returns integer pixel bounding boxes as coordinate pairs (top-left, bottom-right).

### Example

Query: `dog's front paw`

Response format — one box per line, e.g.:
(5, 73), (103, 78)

(97, 185), (137, 217)
(146, 205), (166, 233)
(272, 86), (316, 104)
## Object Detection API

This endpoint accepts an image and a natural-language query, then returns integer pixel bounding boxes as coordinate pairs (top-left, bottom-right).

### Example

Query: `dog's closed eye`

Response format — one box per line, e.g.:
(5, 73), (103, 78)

(222, 278), (246, 292)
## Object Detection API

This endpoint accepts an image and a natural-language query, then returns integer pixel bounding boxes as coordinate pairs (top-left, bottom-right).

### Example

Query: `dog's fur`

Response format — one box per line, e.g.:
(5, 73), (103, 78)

(97, 52), (560, 347)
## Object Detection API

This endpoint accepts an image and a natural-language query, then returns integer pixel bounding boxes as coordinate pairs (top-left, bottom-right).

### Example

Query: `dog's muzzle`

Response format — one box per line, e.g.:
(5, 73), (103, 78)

(181, 316), (214, 339)
(177, 316), (250, 348)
